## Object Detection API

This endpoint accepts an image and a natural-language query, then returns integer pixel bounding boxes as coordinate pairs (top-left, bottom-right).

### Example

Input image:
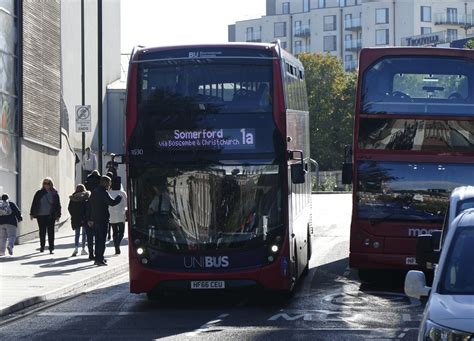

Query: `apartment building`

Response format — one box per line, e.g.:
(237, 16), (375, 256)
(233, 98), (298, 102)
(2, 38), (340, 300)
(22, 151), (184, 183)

(228, 0), (474, 71)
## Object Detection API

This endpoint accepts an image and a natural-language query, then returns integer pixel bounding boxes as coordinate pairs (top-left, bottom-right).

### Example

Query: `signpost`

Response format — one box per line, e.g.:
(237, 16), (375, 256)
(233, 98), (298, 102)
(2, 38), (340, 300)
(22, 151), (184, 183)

(75, 105), (91, 133)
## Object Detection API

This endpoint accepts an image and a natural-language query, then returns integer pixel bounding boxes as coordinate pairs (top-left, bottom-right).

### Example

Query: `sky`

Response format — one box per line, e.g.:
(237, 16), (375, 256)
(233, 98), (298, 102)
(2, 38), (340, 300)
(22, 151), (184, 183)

(120, 0), (266, 53)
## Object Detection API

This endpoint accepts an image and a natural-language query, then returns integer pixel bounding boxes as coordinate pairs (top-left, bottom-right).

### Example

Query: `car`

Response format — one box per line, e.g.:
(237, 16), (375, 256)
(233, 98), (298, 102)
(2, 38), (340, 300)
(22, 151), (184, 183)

(405, 208), (474, 340)
(440, 186), (474, 245)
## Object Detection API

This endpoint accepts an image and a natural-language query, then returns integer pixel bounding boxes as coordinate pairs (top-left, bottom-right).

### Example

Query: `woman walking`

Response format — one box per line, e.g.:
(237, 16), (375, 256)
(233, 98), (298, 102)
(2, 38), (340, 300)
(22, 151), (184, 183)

(68, 184), (90, 256)
(30, 177), (61, 254)
(108, 176), (127, 254)
(0, 194), (23, 256)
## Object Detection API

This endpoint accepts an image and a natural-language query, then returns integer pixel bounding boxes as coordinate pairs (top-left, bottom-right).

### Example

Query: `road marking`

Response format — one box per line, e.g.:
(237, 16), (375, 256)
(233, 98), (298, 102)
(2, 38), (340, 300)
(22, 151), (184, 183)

(186, 313), (229, 337)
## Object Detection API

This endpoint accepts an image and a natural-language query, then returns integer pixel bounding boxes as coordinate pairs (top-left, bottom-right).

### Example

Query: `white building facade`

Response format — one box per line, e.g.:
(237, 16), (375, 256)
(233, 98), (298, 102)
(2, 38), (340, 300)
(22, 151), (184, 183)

(228, 0), (474, 71)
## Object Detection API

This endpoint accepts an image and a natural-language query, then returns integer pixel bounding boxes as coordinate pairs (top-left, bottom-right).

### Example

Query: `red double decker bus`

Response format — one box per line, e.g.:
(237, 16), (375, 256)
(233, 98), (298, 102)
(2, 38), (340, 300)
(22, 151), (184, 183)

(344, 47), (474, 279)
(125, 43), (312, 296)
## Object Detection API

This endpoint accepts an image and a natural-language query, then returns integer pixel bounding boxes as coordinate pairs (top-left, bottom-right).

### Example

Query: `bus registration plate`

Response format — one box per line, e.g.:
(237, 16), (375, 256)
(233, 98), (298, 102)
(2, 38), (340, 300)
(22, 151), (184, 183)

(406, 257), (417, 265)
(191, 281), (225, 289)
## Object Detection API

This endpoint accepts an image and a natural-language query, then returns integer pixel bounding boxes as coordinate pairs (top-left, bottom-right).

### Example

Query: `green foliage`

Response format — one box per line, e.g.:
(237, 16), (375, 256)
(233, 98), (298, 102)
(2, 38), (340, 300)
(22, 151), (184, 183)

(299, 53), (356, 171)
(320, 174), (337, 192)
(465, 39), (474, 49)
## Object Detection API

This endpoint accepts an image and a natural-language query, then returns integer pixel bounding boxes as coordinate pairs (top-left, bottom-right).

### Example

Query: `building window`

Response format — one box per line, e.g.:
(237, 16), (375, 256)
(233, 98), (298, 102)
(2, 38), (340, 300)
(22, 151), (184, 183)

(295, 40), (302, 54)
(324, 15), (336, 31)
(421, 27), (432, 35)
(246, 27), (253, 41)
(303, 0), (310, 12)
(375, 8), (389, 24)
(447, 29), (458, 41)
(323, 35), (337, 51)
(447, 8), (457, 24)
(282, 2), (290, 14)
(376, 29), (389, 45)
(339, 0), (346, 7)
(421, 6), (431, 22)
(319, 0), (326, 9)
(274, 22), (287, 37)
(281, 41), (287, 49)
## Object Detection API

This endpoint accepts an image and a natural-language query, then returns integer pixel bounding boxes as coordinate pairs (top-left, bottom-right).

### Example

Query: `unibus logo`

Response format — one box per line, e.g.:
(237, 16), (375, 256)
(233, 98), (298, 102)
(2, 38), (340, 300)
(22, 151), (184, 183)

(184, 256), (229, 269)
(408, 228), (437, 237)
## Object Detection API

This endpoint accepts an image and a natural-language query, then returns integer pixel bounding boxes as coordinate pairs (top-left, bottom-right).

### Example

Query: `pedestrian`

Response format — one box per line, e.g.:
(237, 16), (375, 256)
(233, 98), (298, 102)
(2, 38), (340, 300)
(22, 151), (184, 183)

(108, 176), (127, 255)
(0, 194), (23, 256)
(68, 184), (90, 257)
(82, 147), (97, 178)
(87, 176), (122, 266)
(85, 169), (101, 191)
(30, 177), (61, 254)
(105, 153), (119, 178)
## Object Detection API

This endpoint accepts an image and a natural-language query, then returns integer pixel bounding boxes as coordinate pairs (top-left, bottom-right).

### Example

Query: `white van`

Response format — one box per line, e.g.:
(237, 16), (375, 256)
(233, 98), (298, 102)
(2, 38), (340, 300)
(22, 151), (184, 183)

(405, 208), (474, 340)
(440, 186), (474, 245)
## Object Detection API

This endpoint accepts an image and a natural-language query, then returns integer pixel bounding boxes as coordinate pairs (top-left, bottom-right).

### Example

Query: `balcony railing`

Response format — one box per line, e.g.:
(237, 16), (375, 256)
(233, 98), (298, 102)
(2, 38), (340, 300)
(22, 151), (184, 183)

(294, 25), (310, 38)
(246, 31), (262, 42)
(294, 45), (310, 55)
(323, 23), (336, 31)
(344, 17), (362, 31)
(344, 60), (358, 72)
(344, 38), (362, 51)
(435, 13), (474, 28)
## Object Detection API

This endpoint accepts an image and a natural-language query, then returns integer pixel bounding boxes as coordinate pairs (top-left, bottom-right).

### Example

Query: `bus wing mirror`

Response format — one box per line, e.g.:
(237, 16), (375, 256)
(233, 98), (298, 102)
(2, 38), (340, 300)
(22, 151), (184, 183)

(416, 234), (440, 268)
(290, 150), (307, 184)
(342, 162), (352, 184)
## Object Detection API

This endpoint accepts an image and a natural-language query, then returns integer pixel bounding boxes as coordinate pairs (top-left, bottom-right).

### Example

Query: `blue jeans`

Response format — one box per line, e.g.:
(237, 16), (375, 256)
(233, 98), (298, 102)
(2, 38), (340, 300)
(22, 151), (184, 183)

(74, 225), (87, 248)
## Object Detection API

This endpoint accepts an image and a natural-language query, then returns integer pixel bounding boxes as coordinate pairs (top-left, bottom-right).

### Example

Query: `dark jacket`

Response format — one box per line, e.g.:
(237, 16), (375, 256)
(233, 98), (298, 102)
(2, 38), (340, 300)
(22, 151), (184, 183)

(87, 185), (122, 224)
(85, 172), (101, 191)
(67, 191), (90, 229)
(0, 201), (23, 227)
(30, 189), (61, 219)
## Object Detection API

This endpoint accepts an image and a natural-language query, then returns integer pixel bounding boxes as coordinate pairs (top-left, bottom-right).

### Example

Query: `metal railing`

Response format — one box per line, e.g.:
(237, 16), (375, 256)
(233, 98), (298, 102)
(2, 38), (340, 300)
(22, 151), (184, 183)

(294, 25), (311, 37)
(344, 17), (362, 30)
(246, 31), (262, 42)
(434, 13), (474, 28)
(344, 38), (362, 51)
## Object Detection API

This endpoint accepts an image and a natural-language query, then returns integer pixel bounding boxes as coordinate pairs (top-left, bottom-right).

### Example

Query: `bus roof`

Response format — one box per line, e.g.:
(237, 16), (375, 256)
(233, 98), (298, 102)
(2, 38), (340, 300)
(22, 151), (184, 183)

(359, 47), (474, 71)
(131, 42), (281, 62)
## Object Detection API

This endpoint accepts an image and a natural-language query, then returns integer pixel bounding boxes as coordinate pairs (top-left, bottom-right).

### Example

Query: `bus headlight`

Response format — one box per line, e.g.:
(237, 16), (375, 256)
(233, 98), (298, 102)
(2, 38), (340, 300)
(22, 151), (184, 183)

(134, 238), (141, 246)
(271, 245), (279, 253)
(137, 247), (145, 255)
(141, 257), (149, 265)
(373, 241), (380, 249)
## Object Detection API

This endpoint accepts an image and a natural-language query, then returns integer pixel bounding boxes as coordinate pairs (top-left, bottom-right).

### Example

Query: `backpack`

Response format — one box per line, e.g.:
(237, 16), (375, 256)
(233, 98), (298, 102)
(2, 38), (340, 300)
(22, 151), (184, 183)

(0, 200), (12, 216)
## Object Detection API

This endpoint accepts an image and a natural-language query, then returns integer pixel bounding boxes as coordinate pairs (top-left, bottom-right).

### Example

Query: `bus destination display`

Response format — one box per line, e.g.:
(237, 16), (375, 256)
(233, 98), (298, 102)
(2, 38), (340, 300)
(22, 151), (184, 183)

(155, 128), (256, 150)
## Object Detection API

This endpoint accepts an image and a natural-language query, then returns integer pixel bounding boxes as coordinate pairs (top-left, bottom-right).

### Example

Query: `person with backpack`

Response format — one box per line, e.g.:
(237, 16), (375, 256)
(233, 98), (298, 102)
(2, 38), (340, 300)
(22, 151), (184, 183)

(30, 177), (61, 254)
(108, 176), (127, 254)
(68, 184), (90, 257)
(0, 194), (23, 256)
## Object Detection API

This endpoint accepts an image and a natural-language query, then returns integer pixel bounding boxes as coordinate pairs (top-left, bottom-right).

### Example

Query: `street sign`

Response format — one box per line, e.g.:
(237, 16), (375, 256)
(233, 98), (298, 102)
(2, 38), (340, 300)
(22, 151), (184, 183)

(75, 105), (91, 133)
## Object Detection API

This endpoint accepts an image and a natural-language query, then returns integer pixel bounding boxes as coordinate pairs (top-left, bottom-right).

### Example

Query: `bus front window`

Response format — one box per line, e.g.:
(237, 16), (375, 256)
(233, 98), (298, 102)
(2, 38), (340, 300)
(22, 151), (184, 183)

(130, 163), (283, 252)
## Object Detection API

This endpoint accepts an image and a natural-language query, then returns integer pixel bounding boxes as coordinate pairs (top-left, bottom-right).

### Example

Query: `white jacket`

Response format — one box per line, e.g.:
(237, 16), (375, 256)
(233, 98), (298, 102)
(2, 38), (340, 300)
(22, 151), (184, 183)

(108, 189), (127, 224)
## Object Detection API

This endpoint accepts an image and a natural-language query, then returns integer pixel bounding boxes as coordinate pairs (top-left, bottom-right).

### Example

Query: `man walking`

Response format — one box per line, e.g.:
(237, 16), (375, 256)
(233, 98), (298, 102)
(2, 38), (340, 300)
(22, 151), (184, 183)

(87, 176), (122, 266)
(82, 147), (97, 178)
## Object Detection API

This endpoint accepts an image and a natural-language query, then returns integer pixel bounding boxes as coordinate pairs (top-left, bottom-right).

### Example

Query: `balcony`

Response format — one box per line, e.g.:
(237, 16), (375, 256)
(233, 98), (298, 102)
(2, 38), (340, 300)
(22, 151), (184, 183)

(294, 25), (310, 38)
(434, 13), (474, 29)
(344, 60), (358, 72)
(344, 17), (362, 31)
(344, 38), (361, 51)
(294, 44), (310, 55)
(246, 31), (262, 42)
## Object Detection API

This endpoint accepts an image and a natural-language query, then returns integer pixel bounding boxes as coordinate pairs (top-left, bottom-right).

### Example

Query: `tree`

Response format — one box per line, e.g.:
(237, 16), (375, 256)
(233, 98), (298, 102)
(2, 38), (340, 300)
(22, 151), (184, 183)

(299, 53), (356, 171)
(465, 39), (474, 49)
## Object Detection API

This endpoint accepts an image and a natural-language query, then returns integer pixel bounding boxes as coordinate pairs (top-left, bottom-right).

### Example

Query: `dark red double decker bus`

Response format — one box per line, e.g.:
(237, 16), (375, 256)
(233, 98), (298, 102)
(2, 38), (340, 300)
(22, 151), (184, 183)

(344, 47), (474, 279)
(125, 43), (312, 296)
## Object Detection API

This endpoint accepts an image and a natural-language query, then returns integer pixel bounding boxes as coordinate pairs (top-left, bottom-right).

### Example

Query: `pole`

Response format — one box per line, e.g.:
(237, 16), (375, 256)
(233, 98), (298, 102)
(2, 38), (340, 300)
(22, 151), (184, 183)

(81, 0), (85, 182)
(97, 0), (103, 173)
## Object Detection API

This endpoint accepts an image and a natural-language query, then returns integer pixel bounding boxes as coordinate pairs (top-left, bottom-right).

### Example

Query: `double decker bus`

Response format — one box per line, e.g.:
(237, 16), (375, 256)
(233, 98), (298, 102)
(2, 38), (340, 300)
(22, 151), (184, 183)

(343, 47), (474, 278)
(126, 43), (312, 296)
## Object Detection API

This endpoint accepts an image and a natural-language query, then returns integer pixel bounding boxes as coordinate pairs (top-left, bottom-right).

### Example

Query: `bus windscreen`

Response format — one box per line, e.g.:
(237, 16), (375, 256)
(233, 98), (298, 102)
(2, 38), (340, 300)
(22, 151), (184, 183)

(361, 56), (474, 116)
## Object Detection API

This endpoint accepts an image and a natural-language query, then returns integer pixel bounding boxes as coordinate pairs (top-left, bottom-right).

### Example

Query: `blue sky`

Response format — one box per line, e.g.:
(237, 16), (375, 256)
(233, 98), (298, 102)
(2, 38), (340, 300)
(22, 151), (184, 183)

(120, 0), (266, 53)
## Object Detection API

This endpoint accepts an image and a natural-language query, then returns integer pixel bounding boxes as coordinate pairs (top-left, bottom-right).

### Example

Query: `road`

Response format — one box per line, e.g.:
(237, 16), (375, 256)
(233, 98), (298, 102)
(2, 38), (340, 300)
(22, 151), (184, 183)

(0, 194), (424, 340)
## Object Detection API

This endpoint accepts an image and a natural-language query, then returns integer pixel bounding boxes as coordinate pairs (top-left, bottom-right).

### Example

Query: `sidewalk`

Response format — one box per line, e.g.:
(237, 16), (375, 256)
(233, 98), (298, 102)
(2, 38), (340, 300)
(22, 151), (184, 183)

(0, 225), (129, 317)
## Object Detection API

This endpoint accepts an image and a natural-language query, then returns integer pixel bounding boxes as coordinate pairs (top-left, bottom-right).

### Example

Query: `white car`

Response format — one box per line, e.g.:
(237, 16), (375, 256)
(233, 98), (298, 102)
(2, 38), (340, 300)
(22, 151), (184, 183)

(441, 186), (474, 245)
(405, 208), (474, 340)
